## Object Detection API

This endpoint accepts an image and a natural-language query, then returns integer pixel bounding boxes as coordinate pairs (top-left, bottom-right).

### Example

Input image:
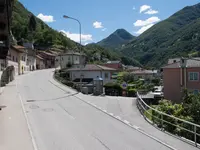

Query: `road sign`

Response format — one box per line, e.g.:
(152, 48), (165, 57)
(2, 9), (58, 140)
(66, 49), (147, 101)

(122, 82), (127, 89)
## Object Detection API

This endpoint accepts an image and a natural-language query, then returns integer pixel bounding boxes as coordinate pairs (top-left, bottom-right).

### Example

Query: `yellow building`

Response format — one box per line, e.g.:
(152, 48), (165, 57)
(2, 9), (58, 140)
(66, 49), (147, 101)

(9, 45), (28, 75)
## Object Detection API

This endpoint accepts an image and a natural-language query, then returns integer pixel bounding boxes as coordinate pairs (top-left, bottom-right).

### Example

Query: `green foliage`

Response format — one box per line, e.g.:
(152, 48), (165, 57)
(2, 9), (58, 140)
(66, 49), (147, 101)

(104, 82), (122, 90)
(151, 78), (161, 86)
(12, 1), (138, 64)
(127, 88), (137, 97)
(28, 15), (37, 31)
(145, 89), (200, 142)
(11, 1), (76, 49)
(122, 73), (134, 83)
(121, 3), (200, 67)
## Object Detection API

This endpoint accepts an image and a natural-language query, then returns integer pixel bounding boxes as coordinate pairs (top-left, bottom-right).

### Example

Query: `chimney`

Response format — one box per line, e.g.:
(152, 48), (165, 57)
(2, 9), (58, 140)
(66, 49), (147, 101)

(180, 57), (187, 68)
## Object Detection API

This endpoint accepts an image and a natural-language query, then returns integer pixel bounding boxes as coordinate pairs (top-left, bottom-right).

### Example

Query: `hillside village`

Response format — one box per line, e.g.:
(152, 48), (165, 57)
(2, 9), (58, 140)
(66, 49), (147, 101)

(0, 0), (200, 149)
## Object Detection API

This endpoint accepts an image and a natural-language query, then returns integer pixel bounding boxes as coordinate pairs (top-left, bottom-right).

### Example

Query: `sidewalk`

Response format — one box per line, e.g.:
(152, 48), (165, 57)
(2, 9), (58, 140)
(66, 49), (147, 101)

(0, 80), (34, 150)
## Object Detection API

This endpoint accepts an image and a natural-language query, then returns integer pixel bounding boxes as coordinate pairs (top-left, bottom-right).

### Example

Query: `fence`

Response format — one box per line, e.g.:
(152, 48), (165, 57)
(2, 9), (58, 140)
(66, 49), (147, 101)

(136, 92), (200, 147)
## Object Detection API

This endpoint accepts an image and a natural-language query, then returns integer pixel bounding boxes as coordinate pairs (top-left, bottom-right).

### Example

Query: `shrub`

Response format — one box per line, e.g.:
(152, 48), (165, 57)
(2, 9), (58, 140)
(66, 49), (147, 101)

(127, 88), (137, 97)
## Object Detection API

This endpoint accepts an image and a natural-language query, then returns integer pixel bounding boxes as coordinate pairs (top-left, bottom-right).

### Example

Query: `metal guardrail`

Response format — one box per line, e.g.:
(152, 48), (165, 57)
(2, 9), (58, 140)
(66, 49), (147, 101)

(136, 92), (200, 147)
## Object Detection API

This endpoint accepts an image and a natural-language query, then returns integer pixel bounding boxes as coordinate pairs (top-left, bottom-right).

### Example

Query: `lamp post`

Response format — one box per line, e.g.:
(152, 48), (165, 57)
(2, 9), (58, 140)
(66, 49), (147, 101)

(63, 15), (83, 92)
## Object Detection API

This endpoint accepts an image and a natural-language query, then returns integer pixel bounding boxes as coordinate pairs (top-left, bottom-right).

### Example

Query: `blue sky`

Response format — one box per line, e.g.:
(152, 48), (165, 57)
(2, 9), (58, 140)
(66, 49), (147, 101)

(19, 0), (200, 44)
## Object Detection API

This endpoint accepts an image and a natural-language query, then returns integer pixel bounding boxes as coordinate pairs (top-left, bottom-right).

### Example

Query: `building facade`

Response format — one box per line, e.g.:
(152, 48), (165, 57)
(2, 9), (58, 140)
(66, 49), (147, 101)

(55, 52), (86, 69)
(163, 58), (200, 103)
(36, 55), (45, 69)
(131, 69), (158, 80)
(38, 51), (56, 68)
(67, 64), (116, 85)
(104, 61), (123, 70)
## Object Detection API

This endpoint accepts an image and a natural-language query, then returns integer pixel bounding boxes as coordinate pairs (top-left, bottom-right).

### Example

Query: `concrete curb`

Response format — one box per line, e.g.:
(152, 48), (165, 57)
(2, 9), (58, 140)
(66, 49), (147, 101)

(0, 87), (5, 95)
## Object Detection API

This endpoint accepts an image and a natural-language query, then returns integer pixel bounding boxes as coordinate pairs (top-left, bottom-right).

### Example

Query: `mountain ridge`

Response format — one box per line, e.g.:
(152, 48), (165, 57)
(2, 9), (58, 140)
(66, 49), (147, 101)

(97, 29), (135, 50)
(121, 2), (200, 67)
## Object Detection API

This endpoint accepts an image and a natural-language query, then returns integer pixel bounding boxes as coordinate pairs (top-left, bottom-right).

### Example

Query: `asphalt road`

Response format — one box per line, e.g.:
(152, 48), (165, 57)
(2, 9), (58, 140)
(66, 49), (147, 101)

(2, 69), (198, 150)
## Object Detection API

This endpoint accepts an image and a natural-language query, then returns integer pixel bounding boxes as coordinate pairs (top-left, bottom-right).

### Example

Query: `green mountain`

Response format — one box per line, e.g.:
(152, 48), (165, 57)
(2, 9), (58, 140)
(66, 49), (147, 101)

(121, 3), (200, 67)
(97, 29), (135, 50)
(11, 1), (141, 66)
(11, 0), (77, 50)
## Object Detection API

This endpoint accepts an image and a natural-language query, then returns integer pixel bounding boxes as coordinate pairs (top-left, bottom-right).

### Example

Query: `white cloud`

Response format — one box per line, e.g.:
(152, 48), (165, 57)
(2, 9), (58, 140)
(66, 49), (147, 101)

(140, 5), (151, 13)
(60, 30), (93, 43)
(144, 9), (158, 15)
(93, 21), (103, 28)
(133, 6), (136, 10)
(135, 24), (154, 34)
(102, 28), (107, 31)
(37, 13), (55, 23)
(134, 16), (160, 27)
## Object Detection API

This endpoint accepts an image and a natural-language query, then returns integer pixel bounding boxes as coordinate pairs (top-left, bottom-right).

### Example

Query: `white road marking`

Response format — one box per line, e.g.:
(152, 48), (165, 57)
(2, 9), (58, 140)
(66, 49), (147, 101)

(16, 80), (38, 150)
(103, 109), (107, 113)
(109, 113), (114, 116)
(115, 116), (121, 120)
(123, 120), (130, 124)
(132, 125), (140, 130)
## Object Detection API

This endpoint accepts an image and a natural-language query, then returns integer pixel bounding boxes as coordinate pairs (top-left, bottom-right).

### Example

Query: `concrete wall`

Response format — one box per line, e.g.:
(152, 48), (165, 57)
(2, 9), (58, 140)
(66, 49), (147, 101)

(7, 60), (18, 76)
(70, 70), (112, 84)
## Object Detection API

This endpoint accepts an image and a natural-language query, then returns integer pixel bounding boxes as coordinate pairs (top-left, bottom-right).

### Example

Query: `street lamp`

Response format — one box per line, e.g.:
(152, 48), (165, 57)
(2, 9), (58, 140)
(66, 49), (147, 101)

(63, 15), (82, 48)
(63, 15), (83, 92)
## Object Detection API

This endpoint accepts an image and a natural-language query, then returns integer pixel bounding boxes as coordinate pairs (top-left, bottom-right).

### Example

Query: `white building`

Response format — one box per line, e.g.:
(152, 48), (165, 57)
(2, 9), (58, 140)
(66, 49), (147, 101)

(0, 45), (28, 76)
(67, 64), (116, 84)
(23, 43), (36, 71)
(55, 51), (86, 69)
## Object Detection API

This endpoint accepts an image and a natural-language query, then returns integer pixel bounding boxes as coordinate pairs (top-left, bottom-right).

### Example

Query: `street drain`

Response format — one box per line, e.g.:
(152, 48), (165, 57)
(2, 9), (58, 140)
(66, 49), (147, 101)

(43, 108), (54, 112)
(29, 105), (39, 109)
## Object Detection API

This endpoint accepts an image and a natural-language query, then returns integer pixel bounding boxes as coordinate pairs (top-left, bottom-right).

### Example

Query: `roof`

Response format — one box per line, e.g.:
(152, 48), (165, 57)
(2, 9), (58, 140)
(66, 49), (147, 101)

(39, 51), (56, 56)
(126, 66), (141, 70)
(11, 45), (26, 53)
(131, 69), (157, 74)
(59, 51), (86, 56)
(67, 64), (116, 71)
(106, 61), (121, 64)
(36, 55), (44, 60)
(163, 58), (200, 69)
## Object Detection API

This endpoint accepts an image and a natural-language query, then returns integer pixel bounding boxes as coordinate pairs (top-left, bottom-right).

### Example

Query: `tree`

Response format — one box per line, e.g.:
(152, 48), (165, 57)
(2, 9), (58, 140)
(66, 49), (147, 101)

(28, 15), (37, 31)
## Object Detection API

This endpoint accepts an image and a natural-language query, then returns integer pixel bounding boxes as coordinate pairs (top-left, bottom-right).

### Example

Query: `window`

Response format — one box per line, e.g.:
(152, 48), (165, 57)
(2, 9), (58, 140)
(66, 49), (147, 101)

(16, 57), (18, 62)
(105, 72), (109, 79)
(68, 57), (71, 61)
(193, 89), (199, 95)
(12, 56), (14, 61)
(21, 56), (23, 61)
(189, 72), (199, 81)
